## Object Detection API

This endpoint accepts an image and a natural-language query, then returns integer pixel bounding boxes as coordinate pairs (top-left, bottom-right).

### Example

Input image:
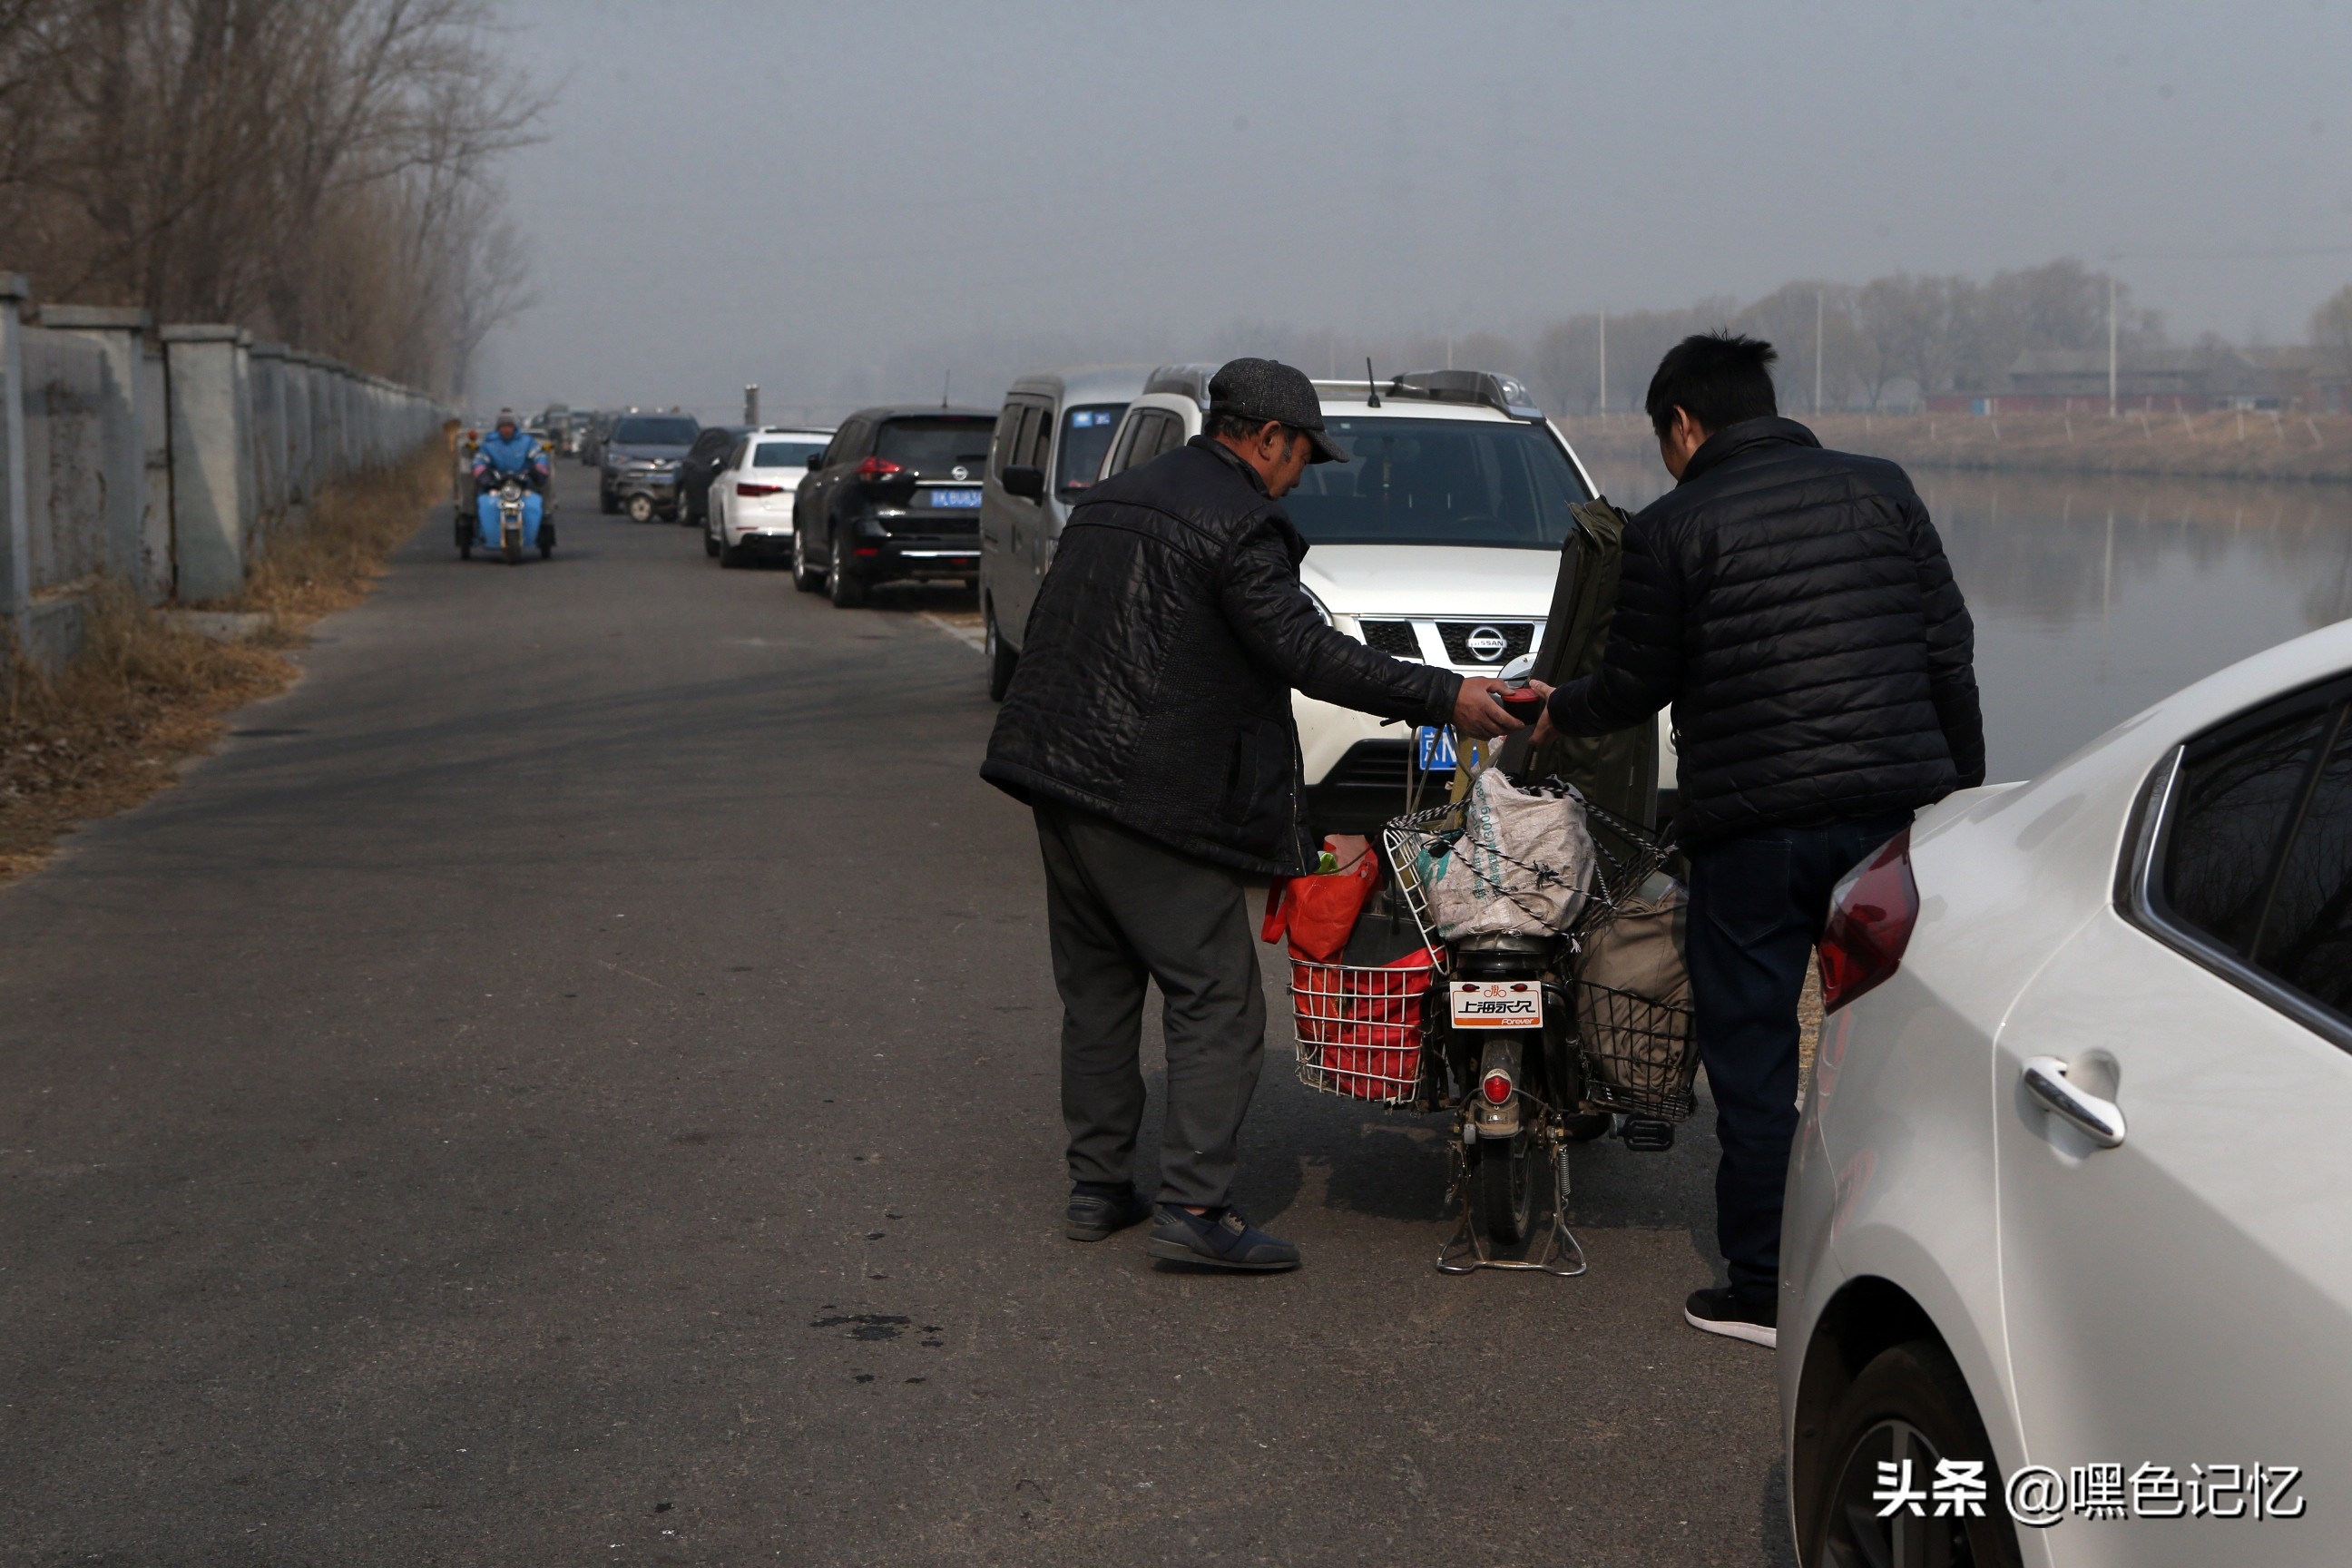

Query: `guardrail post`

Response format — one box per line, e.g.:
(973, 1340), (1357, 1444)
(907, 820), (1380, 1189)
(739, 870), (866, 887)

(162, 325), (252, 603)
(42, 305), (152, 599)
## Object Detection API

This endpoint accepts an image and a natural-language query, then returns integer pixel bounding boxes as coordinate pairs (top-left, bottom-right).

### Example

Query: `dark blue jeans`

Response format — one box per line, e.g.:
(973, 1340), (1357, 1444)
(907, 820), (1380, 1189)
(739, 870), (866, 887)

(1685, 812), (1911, 1304)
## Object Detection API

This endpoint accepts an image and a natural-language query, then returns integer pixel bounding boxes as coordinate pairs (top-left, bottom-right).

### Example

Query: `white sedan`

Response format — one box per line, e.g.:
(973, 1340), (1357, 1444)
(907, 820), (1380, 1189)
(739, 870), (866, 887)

(1780, 615), (2352, 1566)
(705, 428), (833, 568)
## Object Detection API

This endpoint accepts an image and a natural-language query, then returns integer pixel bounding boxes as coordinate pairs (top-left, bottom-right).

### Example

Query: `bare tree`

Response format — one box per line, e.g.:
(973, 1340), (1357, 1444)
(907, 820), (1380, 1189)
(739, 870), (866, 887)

(2313, 283), (2352, 377)
(0, 0), (546, 397)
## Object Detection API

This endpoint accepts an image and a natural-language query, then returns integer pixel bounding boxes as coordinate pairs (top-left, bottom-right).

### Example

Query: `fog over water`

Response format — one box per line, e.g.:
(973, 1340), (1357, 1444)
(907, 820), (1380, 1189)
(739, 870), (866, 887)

(1592, 447), (2352, 779)
(480, 1), (2352, 420)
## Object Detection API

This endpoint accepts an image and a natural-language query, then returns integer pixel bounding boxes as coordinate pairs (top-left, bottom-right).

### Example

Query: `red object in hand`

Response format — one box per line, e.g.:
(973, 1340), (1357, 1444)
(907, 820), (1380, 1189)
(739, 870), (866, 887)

(1495, 689), (1545, 725)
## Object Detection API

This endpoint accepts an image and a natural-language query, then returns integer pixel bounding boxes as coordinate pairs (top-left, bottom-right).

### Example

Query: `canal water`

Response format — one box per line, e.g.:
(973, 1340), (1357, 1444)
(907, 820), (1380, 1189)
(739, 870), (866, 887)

(1591, 462), (2352, 779)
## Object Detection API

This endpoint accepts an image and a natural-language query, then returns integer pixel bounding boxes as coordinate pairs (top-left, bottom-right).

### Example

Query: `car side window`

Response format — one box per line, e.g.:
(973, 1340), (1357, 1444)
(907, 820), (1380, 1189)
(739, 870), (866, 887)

(823, 419), (867, 468)
(2253, 713), (2352, 1014)
(724, 437), (750, 471)
(1025, 403), (1055, 470)
(2163, 710), (2331, 954)
(1150, 411), (1184, 459)
(991, 402), (1023, 477)
(1105, 414), (1144, 478)
(2155, 687), (2352, 1029)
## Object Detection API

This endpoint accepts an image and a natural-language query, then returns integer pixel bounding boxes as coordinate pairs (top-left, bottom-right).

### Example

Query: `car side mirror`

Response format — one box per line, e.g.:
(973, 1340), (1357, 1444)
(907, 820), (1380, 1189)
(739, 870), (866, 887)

(805, 453), (823, 471)
(1002, 465), (1045, 501)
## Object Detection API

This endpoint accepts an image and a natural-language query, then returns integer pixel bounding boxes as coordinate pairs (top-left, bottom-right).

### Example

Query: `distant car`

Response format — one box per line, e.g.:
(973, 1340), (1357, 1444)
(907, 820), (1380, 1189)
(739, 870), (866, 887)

(579, 411), (616, 467)
(538, 404), (573, 455)
(1779, 616), (2352, 1568)
(705, 427), (834, 567)
(677, 424), (750, 530)
(976, 365), (1148, 696)
(1081, 364), (1670, 834)
(789, 406), (996, 606)
(599, 412), (701, 521)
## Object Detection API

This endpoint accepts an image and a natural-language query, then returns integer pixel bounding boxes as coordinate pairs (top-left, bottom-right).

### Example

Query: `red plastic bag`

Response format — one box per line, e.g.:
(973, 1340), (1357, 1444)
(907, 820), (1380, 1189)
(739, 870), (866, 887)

(1260, 838), (1381, 962)
(1319, 946), (1436, 1100)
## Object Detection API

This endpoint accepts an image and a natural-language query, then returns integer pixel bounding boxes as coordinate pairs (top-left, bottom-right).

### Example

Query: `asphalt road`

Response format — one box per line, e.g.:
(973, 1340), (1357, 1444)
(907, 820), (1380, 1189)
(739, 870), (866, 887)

(0, 466), (1791, 1566)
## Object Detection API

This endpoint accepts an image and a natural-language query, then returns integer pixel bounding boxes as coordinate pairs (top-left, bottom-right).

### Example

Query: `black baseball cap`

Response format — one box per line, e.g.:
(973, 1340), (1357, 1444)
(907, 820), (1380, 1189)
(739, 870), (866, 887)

(1207, 358), (1348, 464)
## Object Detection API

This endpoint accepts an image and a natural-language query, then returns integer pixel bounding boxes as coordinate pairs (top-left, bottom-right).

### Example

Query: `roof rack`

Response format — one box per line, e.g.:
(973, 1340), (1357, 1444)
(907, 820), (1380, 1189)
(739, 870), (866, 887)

(1354, 369), (1544, 421)
(1141, 362), (1218, 407)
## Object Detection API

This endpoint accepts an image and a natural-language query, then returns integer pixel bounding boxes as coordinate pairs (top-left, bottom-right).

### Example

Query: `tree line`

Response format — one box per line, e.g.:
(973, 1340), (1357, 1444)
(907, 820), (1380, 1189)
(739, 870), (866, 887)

(0, 0), (543, 400)
(1229, 259), (2352, 419)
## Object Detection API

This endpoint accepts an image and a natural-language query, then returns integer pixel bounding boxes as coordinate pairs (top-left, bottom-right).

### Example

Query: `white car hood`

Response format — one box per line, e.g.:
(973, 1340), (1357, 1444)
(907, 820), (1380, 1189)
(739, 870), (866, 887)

(1298, 544), (1557, 620)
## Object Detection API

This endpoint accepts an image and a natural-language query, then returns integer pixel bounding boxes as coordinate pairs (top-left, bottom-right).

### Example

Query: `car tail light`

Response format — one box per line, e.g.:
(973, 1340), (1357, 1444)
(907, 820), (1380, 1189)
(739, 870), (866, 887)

(854, 546), (879, 556)
(854, 456), (902, 479)
(736, 482), (784, 497)
(1819, 828), (1919, 1013)
(1481, 1070), (1514, 1104)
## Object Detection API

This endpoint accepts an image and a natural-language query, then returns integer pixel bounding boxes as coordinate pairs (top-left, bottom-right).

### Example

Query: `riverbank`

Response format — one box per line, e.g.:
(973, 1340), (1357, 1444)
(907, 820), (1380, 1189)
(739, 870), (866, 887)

(1557, 409), (2352, 489)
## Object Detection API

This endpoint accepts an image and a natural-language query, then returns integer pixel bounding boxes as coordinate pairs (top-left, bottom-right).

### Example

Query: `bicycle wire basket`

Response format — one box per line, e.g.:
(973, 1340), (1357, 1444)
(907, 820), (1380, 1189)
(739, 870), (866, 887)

(1287, 944), (1438, 1107)
(1381, 782), (1672, 955)
(1573, 979), (1699, 1122)
(1376, 776), (1699, 1122)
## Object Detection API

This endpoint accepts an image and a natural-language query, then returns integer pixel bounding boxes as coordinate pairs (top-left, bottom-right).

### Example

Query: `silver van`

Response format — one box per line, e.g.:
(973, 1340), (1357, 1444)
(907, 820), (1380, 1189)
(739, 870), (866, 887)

(978, 365), (1150, 699)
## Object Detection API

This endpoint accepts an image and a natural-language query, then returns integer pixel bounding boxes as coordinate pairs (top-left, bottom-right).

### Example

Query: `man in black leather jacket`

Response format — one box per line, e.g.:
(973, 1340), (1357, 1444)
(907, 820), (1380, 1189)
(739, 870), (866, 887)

(985, 358), (1525, 1271)
(1536, 333), (1983, 1346)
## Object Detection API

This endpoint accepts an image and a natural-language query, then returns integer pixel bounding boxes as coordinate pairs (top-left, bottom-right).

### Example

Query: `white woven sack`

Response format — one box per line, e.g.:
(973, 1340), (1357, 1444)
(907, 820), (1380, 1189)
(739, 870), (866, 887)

(1426, 769), (1595, 938)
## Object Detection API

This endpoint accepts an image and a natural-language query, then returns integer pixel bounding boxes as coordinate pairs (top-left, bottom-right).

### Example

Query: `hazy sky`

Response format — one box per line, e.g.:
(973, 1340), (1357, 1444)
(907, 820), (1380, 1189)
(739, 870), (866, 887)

(478, 0), (2352, 421)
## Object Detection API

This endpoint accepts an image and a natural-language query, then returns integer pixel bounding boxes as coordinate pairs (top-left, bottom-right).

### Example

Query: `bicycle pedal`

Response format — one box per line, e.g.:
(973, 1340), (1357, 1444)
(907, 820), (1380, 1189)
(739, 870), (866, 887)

(1620, 1119), (1675, 1152)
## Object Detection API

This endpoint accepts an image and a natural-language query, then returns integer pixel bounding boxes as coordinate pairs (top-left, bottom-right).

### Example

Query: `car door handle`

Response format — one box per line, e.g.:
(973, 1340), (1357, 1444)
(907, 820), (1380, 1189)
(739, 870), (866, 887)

(2022, 1056), (2127, 1149)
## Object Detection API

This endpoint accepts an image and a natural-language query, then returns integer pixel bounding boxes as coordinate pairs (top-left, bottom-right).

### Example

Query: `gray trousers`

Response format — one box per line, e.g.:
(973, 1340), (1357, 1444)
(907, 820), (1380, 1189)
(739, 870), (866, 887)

(1033, 802), (1268, 1210)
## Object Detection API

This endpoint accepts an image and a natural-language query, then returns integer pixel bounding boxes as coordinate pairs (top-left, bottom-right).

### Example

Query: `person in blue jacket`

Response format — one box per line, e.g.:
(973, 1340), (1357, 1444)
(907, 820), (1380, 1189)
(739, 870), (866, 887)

(472, 409), (549, 547)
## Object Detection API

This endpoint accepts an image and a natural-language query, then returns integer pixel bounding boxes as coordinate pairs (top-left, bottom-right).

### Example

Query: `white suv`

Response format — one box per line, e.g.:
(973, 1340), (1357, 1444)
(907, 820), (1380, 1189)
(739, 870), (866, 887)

(1097, 365), (1672, 831)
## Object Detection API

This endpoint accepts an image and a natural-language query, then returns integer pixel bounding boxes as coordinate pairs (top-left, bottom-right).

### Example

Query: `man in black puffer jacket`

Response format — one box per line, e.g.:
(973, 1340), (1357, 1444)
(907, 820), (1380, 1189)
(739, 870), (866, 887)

(985, 358), (1524, 1271)
(1536, 333), (1984, 1348)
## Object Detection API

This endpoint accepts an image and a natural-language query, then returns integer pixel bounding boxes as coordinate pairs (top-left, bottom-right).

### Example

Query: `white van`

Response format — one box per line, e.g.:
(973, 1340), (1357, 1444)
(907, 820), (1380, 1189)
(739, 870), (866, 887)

(1093, 365), (1678, 831)
(977, 365), (1149, 698)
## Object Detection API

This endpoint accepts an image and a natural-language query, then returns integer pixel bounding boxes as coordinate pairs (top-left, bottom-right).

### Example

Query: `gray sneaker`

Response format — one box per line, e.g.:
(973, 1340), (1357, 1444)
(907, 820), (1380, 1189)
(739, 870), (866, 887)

(1146, 1205), (1301, 1271)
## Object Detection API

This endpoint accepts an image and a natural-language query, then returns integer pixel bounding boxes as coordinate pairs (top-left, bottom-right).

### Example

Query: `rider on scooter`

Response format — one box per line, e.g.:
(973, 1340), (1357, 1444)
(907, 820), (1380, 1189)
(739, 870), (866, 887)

(472, 409), (550, 549)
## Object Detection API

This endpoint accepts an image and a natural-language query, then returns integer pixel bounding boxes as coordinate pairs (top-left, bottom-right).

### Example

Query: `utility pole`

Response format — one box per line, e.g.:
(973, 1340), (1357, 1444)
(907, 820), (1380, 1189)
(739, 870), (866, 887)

(2107, 271), (2118, 419)
(1597, 309), (1607, 416)
(1814, 291), (1825, 416)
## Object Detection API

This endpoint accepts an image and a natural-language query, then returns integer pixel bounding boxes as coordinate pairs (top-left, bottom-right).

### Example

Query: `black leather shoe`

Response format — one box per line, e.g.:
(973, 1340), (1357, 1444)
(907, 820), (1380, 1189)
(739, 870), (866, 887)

(1065, 1185), (1152, 1242)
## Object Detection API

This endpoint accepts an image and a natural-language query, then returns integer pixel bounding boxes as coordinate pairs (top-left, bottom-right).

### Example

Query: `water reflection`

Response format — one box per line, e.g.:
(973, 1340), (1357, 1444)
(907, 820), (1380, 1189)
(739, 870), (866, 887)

(1586, 460), (2352, 779)
(1926, 475), (2352, 776)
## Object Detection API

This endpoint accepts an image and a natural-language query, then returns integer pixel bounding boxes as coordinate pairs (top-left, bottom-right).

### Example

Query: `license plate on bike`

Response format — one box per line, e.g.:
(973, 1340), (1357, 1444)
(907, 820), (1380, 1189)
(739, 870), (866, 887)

(1416, 725), (1456, 771)
(1450, 980), (1541, 1028)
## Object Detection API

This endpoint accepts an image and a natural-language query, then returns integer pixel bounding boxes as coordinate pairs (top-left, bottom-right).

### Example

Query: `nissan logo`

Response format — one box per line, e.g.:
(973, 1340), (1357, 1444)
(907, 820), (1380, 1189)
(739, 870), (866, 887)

(951, 465), (969, 481)
(1465, 625), (1510, 663)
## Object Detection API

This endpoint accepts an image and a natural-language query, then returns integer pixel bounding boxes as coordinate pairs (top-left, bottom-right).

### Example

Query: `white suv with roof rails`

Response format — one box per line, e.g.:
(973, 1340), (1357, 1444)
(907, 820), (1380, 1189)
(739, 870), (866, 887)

(1093, 364), (1674, 832)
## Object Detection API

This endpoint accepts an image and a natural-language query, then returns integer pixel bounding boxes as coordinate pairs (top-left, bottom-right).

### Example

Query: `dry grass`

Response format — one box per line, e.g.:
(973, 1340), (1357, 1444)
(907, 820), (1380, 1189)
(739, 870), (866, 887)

(0, 438), (450, 882)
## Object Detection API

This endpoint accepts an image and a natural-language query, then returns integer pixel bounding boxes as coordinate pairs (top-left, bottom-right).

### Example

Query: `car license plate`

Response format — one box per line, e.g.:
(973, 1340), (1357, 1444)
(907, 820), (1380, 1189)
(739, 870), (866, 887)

(1416, 726), (1456, 771)
(929, 488), (983, 507)
(1450, 980), (1541, 1028)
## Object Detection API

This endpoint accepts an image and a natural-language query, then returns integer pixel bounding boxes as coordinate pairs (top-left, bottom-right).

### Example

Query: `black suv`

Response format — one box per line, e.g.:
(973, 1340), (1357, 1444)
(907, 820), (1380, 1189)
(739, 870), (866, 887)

(676, 424), (750, 529)
(790, 407), (995, 606)
(598, 413), (701, 519)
